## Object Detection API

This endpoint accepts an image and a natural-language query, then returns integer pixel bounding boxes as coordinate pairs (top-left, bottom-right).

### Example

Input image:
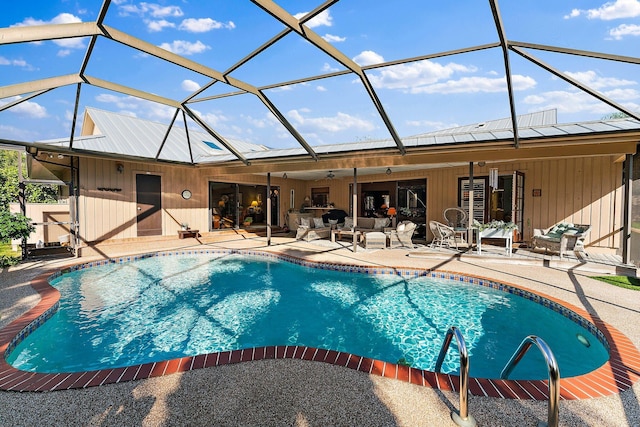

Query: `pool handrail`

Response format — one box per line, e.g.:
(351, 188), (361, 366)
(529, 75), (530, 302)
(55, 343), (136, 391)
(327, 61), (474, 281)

(435, 326), (476, 427)
(500, 335), (560, 427)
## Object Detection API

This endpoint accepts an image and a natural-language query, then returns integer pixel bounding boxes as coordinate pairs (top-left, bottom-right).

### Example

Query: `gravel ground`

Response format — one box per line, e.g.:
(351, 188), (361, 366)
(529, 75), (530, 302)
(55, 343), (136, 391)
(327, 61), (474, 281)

(1, 238), (640, 426)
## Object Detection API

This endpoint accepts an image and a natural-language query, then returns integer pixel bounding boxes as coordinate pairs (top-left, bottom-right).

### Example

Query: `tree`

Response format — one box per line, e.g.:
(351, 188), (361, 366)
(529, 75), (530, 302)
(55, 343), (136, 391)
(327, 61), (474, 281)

(0, 211), (35, 242)
(0, 149), (59, 212)
(602, 112), (630, 120)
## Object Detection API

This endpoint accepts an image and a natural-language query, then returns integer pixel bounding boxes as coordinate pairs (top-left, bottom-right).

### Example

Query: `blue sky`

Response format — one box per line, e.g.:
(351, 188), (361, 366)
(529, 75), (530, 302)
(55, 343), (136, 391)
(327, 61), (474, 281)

(1, 0), (640, 150)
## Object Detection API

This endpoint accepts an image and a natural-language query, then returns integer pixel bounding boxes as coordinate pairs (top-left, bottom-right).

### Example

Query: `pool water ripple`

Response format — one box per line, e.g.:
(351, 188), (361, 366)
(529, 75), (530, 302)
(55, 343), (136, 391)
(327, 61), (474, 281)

(7, 254), (609, 380)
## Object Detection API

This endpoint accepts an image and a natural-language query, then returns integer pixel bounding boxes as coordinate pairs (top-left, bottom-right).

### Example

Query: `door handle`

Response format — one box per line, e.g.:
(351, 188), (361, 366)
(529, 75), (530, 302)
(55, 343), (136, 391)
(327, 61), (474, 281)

(137, 207), (142, 211)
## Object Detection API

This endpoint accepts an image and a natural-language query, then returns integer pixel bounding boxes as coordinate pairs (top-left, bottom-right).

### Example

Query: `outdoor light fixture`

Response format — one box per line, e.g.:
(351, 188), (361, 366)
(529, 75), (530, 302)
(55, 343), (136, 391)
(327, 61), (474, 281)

(386, 168), (392, 175)
(57, 154), (64, 159)
(283, 173), (288, 179)
(116, 163), (124, 174)
(478, 161), (486, 167)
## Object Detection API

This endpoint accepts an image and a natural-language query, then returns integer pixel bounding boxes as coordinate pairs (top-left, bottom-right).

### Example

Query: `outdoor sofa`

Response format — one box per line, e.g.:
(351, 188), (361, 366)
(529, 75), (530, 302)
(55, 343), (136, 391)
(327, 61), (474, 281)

(531, 222), (591, 258)
(295, 216), (332, 241)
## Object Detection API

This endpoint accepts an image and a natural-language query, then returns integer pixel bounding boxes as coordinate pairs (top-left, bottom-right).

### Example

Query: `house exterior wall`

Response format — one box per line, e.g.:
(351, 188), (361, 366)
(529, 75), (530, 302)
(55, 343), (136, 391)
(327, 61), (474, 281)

(77, 155), (623, 251)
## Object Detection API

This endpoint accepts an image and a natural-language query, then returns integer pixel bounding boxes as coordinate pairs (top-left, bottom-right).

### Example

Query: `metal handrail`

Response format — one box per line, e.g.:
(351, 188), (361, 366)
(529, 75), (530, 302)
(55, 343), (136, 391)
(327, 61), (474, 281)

(435, 326), (476, 427)
(500, 335), (560, 427)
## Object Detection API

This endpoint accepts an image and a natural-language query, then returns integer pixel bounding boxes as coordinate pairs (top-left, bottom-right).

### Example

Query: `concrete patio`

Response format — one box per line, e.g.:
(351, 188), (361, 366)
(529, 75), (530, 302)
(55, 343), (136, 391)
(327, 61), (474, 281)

(1, 232), (639, 426)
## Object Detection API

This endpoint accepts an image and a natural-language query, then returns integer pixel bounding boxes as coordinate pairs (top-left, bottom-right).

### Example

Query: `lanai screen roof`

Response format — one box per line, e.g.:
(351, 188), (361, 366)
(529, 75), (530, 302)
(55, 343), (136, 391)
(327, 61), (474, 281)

(1, 1), (640, 166)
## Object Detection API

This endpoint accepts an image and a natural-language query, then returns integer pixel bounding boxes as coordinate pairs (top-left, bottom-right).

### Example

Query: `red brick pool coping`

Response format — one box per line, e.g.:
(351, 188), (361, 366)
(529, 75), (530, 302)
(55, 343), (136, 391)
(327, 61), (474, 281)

(2, 255), (639, 399)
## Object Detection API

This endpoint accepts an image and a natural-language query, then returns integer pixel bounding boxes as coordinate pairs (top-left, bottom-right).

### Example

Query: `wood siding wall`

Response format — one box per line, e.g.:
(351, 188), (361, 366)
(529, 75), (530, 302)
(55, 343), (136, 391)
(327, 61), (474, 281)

(78, 156), (623, 249)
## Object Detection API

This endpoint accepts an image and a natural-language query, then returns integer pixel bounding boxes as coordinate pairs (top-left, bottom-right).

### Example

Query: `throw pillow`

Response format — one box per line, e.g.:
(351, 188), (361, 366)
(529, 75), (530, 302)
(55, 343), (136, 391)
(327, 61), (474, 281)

(397, 223), (406, 232)
(374, 217), (390, 230)
(300, 217), (310, 227)
(313, 217), (325, 228)
(344, 217), (353, 229)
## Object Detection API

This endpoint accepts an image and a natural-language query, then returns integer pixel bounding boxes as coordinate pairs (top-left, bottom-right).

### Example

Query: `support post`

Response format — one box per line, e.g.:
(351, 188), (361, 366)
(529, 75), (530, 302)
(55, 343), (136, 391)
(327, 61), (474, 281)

(267, 172), (272, 246)
(353, 168), (358, 252)
(622, 154), (633, 264)
(468, 162), (474, 239)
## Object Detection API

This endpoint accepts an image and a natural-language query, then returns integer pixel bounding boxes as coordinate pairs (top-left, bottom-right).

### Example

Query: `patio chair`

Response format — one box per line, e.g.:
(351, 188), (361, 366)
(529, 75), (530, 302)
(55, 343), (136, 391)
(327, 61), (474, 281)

(531, 222), (590, 258)
(443, 207), (468, 229)
(429, 220), (469, 250)
(387, 221), (417, 248)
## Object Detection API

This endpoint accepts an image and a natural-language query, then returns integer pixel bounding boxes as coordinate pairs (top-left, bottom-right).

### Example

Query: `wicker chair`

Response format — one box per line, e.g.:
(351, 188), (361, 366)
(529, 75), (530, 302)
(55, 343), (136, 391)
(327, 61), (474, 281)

(443, 207), (468, 229)
(387, 221), (417, 248)
(429, 220), (469, 249)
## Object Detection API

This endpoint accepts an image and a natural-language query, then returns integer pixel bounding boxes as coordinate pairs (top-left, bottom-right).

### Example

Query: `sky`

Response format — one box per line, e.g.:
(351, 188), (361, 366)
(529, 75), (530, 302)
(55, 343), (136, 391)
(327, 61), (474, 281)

(1, 0), (640, 151)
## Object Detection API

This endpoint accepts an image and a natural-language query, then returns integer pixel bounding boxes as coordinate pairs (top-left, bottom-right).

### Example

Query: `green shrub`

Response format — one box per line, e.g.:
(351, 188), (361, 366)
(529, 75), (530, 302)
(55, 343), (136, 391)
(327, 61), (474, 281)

(0, 211), (35, 242)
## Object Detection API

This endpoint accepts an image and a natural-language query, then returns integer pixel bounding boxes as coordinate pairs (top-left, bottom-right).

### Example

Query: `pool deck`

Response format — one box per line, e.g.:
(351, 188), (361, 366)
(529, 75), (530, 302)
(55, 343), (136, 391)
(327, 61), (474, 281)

(2, 232), (640, 426)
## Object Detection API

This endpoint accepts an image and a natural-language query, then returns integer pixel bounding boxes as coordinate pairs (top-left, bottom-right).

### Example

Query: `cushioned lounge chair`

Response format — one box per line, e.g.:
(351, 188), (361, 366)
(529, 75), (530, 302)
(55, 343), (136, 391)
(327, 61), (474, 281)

(531, 222), (590, 258)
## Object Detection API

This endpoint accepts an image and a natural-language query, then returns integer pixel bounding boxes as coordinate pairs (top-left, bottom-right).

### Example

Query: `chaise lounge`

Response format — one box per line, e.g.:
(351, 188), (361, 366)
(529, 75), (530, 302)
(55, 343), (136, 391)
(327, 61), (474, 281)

(531, 222), (591, 258)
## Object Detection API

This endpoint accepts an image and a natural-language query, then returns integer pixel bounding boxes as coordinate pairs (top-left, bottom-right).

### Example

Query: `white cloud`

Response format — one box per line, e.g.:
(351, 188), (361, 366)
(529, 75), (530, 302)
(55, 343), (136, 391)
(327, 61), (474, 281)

(179, 18), (235, 32)
(0, 56), (31, 68)
(405, 119), (459, 131)
(95, 93), (175, 122)
(11, 13), (86, 50)
(316, 86), (327, 92)
(158, 40), (210, 55)
(609, 23), (640, 39)
(181, 79), (201, 91)
(605, 87), (640, 100)
(322, 62), (340, 73)
(353, 50), (385, 66)
(120, 3), (183, 18)
(287, 109), (375, 133)
(523, 89), (639, 115)
(0, 124), (41, 140)
(565, 70), (637, 89)
(3, 96), (48, 118)
(95, 94), (140, 110)
(294, 9), (332, 28)
(565, 0), (640, 20)
(147, 19), (175, 32)
(57, 49), (72, 57)
(322, 34), (346, 43)
(409, 75), (535, 94)
(367, 60), (478, 90)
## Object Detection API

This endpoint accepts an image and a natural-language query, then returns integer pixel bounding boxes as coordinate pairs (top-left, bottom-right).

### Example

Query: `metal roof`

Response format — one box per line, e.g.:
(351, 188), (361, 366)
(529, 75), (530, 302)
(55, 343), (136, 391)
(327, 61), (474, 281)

(38, 107), (269, 163)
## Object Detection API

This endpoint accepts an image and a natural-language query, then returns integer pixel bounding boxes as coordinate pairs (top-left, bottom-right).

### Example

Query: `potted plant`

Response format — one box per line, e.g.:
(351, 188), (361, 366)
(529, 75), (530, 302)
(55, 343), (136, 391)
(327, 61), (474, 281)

(473, 219), (518, 238)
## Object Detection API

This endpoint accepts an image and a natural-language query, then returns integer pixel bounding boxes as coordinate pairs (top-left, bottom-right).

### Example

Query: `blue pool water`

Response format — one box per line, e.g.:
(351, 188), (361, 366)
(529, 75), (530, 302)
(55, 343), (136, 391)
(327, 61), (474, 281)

(7, 253), (609, 380)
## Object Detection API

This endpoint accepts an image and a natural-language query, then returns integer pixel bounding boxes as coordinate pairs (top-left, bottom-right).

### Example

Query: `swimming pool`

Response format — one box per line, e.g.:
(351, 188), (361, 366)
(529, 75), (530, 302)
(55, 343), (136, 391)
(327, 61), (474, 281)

(6, 251), (609, 381)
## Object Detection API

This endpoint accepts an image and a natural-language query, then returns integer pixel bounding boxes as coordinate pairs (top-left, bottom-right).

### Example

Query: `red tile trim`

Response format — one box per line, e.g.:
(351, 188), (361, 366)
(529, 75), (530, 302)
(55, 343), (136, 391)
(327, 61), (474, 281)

(2, 260), (640, 401)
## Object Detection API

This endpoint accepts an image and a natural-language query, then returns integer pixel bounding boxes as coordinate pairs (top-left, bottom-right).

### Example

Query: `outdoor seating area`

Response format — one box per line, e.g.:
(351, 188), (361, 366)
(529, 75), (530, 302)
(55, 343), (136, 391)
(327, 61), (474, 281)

(293, 214), (418, 250)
